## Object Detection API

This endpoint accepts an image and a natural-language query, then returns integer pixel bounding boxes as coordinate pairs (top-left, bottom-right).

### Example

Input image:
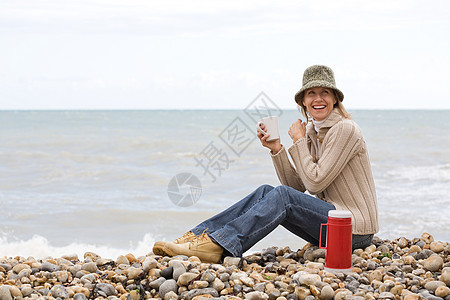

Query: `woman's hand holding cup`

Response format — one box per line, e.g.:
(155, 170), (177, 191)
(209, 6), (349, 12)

(257, 122), (282, 154)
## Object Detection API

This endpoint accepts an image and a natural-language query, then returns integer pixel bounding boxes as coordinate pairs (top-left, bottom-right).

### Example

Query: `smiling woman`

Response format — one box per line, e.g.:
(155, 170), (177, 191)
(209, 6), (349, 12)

(152, 65), (379, 263)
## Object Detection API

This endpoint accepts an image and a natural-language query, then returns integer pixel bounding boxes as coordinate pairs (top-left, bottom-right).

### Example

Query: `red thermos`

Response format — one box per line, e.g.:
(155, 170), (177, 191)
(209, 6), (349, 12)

(320, 210), (353, 273)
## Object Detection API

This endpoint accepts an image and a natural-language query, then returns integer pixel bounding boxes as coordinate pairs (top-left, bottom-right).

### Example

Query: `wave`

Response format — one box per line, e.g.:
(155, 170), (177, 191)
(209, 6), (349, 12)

(0, 234), (156, 260)
(382, 163), (450, 183)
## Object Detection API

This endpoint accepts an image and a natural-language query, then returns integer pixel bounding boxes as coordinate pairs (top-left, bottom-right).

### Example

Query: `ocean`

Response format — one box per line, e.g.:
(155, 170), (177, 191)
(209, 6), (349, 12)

(0, 109), (449, 259)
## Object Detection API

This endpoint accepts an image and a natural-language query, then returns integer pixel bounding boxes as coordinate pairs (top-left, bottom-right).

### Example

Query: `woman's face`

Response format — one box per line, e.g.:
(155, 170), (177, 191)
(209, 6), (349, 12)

(302, 87), (337, 121)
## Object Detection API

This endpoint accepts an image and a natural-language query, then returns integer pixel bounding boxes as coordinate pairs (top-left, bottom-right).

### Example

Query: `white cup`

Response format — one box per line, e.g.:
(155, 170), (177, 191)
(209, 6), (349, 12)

(257, 116), (280, 142)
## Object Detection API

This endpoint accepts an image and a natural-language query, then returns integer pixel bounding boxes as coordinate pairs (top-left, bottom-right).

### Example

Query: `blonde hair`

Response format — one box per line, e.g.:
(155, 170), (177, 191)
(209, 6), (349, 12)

(297, 89), (351, 122)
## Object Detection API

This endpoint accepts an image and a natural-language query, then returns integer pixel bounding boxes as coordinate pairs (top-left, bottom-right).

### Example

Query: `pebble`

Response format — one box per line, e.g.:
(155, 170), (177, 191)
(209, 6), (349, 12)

(185, 287), (219, 300)
(161, 266), (174, 279)
(320, 285), (334, 300)
(41, 261), (60, 272)
(293, 272), (321, 286)
(81, 261), (97, 273)
(0, 233), (448, 300)
(127, 266), (144, 280)
(171, 260), (186, 281)
(224, 256), (242, 267)
(435, 286), (450, 297)
(430, 241), (445, 253)
(245, 290), (269, 299)
(440, 267), (450, 285)
(96, 283), (117, 296)
(0, 286), (12, 300)
(423, 254), (444, 272)
(159, 279), (178, 299)
(177, 272), (199, 286)
(51, 284), (69, 299)
(424, 280), (445, 292)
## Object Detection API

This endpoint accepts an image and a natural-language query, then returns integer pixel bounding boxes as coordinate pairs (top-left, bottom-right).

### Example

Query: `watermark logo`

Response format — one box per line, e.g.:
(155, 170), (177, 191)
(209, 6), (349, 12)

(168, 91), (282, 206)
(167, 173), (202, 207)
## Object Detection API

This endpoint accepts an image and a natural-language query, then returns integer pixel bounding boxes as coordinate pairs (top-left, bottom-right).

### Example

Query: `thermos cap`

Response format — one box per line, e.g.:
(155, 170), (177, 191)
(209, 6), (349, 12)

(328, 210), (352, 219)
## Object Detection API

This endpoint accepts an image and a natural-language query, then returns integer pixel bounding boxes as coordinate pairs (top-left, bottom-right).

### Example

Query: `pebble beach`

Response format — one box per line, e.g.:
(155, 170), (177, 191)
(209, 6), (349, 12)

(1, 233), (449, 300)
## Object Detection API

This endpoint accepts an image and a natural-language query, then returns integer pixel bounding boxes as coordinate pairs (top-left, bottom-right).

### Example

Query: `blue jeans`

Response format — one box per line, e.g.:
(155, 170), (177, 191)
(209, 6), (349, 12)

(191, 184), (336, 257)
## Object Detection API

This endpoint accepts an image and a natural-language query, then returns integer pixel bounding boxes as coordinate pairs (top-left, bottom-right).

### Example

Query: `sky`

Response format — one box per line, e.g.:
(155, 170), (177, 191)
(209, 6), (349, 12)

(1, 0), (450, 110)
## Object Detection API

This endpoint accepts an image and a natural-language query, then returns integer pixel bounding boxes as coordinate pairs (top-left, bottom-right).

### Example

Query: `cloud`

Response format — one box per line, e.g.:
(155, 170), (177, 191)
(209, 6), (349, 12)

(2, 0), (449, 37)
(1, 0), (450, 109)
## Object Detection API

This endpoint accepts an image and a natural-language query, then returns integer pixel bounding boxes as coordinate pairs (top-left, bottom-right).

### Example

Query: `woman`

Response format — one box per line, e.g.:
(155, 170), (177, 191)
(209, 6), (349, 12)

(153, 65), (378, 263)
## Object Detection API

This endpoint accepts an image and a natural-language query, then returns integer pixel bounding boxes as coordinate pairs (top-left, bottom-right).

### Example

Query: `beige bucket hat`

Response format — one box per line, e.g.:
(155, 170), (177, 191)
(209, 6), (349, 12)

(294, 65), (344, 104)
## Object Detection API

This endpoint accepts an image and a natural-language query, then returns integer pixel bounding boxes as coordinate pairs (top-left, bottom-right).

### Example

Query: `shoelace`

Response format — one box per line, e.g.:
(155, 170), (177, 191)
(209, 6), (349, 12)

(177, 231), (194, 242)
(191, 229), (210, 246)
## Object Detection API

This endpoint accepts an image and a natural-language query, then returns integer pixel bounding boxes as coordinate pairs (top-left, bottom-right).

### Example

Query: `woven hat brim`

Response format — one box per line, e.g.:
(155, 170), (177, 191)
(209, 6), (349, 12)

(294, 80), (344, 103)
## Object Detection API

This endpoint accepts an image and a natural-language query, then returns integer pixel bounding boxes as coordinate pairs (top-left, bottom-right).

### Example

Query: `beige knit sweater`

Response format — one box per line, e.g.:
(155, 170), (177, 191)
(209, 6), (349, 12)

(271, 110), (379, 234)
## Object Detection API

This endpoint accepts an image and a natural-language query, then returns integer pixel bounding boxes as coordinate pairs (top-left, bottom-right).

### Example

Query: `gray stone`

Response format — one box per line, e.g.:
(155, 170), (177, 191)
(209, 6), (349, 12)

(312, 248), (326, 259)
(254, 283), (266, 293)
(51, 285), (69, 299)
(17, 268), (32, 279)
(80, 273), (97, 284)
(171, 261), (186, 281)
(303, 248), (315, 261)
(150, 277), (166, 289)
(425, 281), (446, 292)
(73, 293), (87, 300)
(219, 272), (230, 282)
(261, 247), (277, 257)
(159, 279), (178, 299)
(161, 266), (174, 279)
(184, 288), (219, 300)
(68, 265), (82, 276)
(41, 261), (60, 272)
(0, 264), (12, 272)
(20, 286), (33, 297)
(201, 270), (215, 283)
(415, 249), (435, 260)
(234, 284), (243, 294)
(96, 283), (117, 296)
(37, 288), (50, 296)
(367, 261), (379, 270)
(0, 286), (12, 300)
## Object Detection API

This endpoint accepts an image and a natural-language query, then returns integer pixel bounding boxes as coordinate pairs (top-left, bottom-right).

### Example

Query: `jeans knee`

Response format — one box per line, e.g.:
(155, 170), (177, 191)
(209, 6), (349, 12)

(273, 185), (292, 196)
(258, 184), (274, 194)
(272, 185), (292, 204)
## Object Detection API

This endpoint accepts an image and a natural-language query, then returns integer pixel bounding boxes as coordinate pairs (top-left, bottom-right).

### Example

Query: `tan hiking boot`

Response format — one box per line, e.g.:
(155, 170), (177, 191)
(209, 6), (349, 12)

(162, 233), (223, 263)
(152, 231), (196, 256)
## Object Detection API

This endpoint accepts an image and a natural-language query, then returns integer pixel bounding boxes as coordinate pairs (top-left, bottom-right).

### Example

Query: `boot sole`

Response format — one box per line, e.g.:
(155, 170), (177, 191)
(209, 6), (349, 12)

(152, 241), (167, 256)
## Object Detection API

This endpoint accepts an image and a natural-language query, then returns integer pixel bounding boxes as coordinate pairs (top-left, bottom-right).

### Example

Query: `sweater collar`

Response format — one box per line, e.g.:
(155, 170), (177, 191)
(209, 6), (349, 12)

(306, 109), (343, 141)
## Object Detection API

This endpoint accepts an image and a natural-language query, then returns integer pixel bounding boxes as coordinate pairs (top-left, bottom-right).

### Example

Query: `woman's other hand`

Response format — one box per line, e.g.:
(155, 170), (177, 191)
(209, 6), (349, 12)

(257, 123), (282, 154)
(288, 119), (306, 143)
